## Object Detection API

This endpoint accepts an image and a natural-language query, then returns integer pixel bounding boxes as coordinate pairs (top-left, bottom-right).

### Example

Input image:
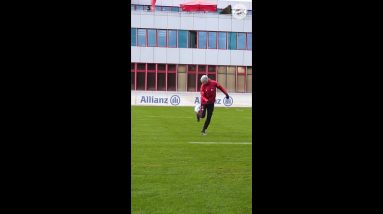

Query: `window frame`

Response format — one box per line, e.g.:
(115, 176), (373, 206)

(208, 31), (217, 49)
(157, 29), (167, 47)
(237, 32), (247, 50)
(218, 32), (227, 50)
(137, 28), (147, 47)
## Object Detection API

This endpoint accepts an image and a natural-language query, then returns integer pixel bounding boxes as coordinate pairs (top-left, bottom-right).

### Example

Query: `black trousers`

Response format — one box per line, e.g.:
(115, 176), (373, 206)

(200, 103), (215, 131)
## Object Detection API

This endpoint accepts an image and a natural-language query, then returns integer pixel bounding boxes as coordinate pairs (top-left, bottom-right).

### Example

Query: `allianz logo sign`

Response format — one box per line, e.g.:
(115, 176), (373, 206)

(194, 96), (233, 106)
(140, 95), (180, 106)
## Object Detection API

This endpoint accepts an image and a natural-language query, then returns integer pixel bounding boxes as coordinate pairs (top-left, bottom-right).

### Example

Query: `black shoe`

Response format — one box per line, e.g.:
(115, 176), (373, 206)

(196, 113), (200, 122)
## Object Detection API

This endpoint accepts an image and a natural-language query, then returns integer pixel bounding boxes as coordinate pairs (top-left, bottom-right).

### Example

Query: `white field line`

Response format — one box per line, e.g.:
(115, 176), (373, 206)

(188, 142), (252, 145)
(145, 115), (193, 118)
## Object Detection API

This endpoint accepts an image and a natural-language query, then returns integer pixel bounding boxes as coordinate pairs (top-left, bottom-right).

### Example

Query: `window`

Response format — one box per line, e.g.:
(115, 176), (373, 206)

(137, 29), (146, 46)
(178, 30), (187, 48)
(162, 6), (172, 11)
(148, 29), (156, 47)
(198, 32), (207, 49)
(187, 65), (196, 92)
(131, 28), (136, 46)
(177, 65), (187, 91)
(247, 33), (252, 50)
(247, 10), (252, 15)
(156, 6), (161, 11)
(167, 65), (176, 91)
(131, 63), (135, 90)
(197, 65), (207, 90)
(147, 64), (156, 90)
(236, 66), (246, 92)
(237, 33), (246, 50)
(228, 32), (237, 50)
(157, 64), (166, 91)
(208, 32), (217, 49)
(218, 32), (227, 49)
(189, 31), (197, 48)
(158, 30), (167, 47)
(131, 5), (135, 10)
(246, 67), (252, 93)
(168, 30), (177, 48)
(226, 66), (236, 92)
(136, 63), (146, 90)
(208, 65), (216, 80)
(171, 7), (179, 12)
(217, 66), (227, 88)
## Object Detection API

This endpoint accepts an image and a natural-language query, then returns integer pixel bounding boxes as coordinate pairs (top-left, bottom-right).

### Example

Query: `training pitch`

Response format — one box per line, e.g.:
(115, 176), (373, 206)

(131, 106), (252, 214)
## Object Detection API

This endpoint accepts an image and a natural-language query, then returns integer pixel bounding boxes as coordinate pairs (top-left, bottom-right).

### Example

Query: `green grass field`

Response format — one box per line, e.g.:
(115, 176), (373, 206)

(131, 106), (252, 214)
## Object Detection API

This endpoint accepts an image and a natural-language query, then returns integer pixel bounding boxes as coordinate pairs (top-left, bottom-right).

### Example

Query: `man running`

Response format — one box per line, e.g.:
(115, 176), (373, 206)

(197, 75), (230, 135)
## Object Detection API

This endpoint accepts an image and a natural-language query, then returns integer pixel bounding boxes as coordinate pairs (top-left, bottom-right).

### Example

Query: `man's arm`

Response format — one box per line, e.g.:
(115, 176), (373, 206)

(217, 82), (230, 99)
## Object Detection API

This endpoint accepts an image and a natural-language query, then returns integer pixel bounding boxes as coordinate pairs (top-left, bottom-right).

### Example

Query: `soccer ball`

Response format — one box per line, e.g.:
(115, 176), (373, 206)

(194, 104), (201, 113)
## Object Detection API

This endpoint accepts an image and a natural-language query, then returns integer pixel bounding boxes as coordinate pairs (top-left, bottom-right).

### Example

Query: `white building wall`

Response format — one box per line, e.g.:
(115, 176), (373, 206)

(131, 0), (252, 10)
(131, 46), (252, 66)
(131, 11), (251, 33)
(131, 3), (252, 66)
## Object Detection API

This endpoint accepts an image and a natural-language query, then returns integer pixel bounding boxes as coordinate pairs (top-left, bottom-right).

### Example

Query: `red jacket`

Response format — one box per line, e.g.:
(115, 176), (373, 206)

(200, 79), (228, 105)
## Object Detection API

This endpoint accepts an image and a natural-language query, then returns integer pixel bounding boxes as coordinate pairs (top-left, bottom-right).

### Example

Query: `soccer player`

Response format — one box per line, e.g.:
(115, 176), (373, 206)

(197, 75), (230, 135)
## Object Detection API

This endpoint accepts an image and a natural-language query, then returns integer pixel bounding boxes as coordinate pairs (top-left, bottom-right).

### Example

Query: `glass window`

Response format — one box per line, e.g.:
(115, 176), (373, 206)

(247, 33), (252, 50)
(168, 64), (176, 71)
(246, 67), (252, 93)
(237, 33), (246, 49)
(147, 73), (156, 90)
(178, 30), (187, 48)
(198, 32), (207, 49)
(131, 28), (136, 46)
(148, 29), (156, 47)
(217, 66), (227, 88)
(137, 63), (145, 71)
(131, 5), (135, 10)
(228, 32), (237, 50)
(157, 73), (166, 91)
(236, 67), (246, 92)
(162, 7), (171, 11)
(136, 72), (145, 90)
(147, 63), (155, 71)
(208, 32), (217, 49)
(226, 66), (236, 92)
(189, 31), (197, 48)
(158, 30), (166, 47)
(218, 32), (227, 49)
(187, 73), (196, 92)
(188, 65), (196, 71)
(156, 6), (161, 11)
(177, 65), (187, 92)
(171, 7), (179, 12)
(131, 71), (135, 90)
(198, 65), (206, 73)
(247, 10), (252, 15)
(217, 9), (223, 13)
(168, 30), (177, 48)
(167, 73), (176, 91)
(137, 29), (146, 46)
(157, 64), (166, 71)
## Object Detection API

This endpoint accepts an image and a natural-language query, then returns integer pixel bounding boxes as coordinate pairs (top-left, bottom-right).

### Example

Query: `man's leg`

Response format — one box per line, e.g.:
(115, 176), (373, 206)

(197, 104), (206, 122)
(202, 104), (214, 133)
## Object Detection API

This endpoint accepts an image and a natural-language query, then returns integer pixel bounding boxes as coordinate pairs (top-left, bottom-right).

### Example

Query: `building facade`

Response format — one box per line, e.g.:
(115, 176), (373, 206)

(131, 0), (252, 94)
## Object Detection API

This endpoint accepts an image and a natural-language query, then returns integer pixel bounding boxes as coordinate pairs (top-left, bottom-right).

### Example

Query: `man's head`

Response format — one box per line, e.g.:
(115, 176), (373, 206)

(200, 75), (209, 85)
